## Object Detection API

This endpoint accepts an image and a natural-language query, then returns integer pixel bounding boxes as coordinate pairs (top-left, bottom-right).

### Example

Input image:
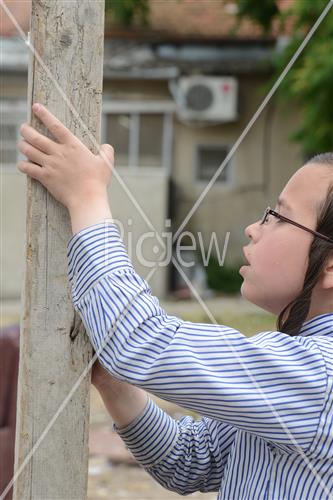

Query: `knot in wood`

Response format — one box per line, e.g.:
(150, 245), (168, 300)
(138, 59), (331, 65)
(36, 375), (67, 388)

(59, 31), (72, 47)
(70, 313), (82, 341)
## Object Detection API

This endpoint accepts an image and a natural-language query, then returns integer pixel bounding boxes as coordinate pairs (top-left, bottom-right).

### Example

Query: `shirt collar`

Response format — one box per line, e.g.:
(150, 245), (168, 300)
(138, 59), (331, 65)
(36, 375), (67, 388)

(299, 313), (333, 337)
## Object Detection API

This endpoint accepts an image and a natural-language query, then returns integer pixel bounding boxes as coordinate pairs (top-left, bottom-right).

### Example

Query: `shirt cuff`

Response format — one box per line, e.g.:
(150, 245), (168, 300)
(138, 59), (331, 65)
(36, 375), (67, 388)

(114, 398), (179, 468)
(67, 222), (134, 304)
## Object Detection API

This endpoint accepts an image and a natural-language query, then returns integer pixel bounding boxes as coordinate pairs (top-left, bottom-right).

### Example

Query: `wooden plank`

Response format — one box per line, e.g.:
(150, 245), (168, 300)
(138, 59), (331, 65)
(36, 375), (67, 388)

(13, 1), (105, 498)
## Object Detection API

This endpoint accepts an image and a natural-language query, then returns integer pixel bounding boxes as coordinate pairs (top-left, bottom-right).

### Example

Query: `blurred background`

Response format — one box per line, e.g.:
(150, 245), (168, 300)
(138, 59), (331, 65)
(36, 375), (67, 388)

(1, 0), (332, 498)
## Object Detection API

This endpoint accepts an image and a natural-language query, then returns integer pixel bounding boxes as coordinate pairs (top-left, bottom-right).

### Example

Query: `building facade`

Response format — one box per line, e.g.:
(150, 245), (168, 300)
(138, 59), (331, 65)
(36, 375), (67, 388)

(1, 4), (302, 299)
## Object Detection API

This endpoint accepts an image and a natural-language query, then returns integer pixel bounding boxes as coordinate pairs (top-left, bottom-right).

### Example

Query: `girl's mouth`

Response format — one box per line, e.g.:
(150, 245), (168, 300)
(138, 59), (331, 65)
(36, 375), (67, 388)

(242, 247), (251, 265)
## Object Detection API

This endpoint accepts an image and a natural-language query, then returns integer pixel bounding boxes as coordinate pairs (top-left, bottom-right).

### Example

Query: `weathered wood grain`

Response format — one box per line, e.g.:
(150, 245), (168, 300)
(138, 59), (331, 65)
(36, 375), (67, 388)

(13, 2), (104, 498)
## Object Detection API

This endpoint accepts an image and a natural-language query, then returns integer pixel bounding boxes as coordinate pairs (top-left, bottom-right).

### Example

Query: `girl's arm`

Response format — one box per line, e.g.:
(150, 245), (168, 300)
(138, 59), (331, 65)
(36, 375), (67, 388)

(68, 221), (327, 455)
(92, 361), (236, 495)
(92, 360), (148, 429)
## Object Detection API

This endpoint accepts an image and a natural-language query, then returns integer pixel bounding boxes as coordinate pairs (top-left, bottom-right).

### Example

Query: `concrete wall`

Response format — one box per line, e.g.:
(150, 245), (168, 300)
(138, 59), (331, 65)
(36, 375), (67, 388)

(1, 172), (27, 299)
(108, 169), (169, 297)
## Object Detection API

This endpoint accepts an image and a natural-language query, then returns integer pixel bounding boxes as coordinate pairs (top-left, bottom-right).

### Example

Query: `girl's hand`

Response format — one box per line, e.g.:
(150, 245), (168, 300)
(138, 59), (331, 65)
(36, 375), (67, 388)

(17, 103), (114, 212)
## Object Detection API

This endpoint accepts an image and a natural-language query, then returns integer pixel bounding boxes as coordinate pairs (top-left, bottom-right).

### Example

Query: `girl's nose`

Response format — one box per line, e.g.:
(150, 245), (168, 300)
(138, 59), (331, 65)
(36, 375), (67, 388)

(245, 221), (260, 242)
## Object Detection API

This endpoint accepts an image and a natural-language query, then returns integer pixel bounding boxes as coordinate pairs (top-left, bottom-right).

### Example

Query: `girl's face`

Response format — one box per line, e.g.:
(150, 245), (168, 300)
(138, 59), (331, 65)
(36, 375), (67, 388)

(240, 163), (332, 316)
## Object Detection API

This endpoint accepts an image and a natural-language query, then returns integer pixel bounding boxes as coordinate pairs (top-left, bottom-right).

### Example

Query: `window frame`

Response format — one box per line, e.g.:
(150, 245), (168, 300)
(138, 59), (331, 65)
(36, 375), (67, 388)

(102, 101), (175, 174)
(1, 100), (27, 173)
(1, 99), (176, 174)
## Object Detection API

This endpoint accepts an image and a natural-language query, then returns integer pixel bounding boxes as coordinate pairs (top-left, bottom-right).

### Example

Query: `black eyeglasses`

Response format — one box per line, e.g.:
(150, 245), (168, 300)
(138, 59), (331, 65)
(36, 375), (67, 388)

(260, 207), (333, 245)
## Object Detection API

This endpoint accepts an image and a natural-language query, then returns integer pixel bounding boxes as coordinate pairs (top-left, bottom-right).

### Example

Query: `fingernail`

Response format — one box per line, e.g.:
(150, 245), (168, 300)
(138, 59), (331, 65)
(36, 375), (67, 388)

(33, 103), (41, 112)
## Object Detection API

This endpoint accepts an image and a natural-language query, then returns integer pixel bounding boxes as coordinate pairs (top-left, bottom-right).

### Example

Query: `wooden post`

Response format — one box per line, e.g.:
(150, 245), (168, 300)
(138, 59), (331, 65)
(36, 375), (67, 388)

(13, 1), (105, 498)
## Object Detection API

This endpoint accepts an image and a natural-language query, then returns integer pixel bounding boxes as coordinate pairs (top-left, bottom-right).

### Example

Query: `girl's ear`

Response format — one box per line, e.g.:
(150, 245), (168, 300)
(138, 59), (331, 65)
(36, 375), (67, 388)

(320, 254), (333, 290)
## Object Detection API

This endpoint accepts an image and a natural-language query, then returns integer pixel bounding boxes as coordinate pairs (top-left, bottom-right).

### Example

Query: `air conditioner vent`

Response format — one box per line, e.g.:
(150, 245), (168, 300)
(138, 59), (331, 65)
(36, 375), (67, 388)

(175, 76), (238, 122)
(186, 84), (214, 111)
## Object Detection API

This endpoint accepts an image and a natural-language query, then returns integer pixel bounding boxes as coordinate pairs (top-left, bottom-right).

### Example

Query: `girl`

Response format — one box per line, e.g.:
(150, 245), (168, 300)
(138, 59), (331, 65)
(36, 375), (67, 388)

(18, 103), (333, 499)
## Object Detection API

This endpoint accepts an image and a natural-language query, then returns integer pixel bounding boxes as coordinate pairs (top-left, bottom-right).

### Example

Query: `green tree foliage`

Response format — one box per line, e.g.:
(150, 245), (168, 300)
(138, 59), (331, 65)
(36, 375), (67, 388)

(105, 0), (150, 27)
(237, 0), (279, 33)
(236, 0), (333, 155)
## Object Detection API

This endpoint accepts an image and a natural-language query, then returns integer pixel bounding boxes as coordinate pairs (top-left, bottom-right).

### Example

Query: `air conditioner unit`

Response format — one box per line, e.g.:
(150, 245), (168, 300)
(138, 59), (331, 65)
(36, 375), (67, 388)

(175, 76), (238, 122)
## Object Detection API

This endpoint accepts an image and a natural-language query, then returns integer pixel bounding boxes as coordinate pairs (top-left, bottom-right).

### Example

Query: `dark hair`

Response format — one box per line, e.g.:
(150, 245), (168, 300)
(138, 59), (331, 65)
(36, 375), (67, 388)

(277, 153), (333, 336)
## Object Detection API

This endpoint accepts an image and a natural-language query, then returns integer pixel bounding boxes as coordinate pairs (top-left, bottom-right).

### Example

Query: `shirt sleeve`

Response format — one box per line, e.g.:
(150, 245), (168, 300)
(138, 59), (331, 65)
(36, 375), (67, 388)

(115, 397), (237, 495)
(67, 222), (328, 452)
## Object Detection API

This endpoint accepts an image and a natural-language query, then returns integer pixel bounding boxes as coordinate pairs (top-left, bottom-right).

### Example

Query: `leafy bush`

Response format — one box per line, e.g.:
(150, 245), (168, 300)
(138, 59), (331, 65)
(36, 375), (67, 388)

(203, 254), (243, 294)
(105, 0), (149, 27)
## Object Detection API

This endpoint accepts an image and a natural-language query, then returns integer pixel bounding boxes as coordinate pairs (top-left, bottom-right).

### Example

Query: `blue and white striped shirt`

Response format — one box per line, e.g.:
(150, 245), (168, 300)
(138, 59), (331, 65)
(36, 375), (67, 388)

(67, 222), (333, 499)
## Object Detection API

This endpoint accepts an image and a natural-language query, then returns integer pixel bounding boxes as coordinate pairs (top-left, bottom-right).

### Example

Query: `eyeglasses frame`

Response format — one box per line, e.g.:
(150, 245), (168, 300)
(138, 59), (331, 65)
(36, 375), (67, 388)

(261, 207), (333, 245)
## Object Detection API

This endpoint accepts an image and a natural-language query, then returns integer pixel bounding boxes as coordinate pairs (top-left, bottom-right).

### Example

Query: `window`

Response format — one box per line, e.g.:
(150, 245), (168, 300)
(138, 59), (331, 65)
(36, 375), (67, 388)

(106, 114), (130, 167)
(0, 100), (175, 172)
(196, 145), (231, 183)
(1, 101), (26, 170)
(139, 114), (163, 168)
(102, 101), (175, 172)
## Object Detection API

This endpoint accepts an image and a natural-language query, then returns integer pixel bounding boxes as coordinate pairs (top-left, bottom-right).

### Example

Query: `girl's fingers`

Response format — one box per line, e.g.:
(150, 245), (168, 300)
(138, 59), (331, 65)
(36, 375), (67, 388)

(17, 160), (45, 183)
(18, 140), (48, 166)
(20, 123), (56, 155)
(32, 103), (72, 144)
